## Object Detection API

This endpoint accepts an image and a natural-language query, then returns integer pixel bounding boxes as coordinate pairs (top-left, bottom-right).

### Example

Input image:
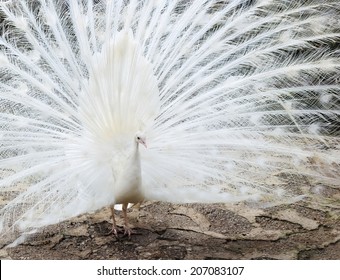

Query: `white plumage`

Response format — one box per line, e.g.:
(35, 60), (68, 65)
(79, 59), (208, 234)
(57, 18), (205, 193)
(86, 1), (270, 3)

(0, 0), (339, 243)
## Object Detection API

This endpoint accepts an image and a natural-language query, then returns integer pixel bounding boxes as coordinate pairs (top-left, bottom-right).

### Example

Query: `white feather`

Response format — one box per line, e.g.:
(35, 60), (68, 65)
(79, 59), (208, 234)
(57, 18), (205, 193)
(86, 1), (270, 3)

(0, 0), (339, 244)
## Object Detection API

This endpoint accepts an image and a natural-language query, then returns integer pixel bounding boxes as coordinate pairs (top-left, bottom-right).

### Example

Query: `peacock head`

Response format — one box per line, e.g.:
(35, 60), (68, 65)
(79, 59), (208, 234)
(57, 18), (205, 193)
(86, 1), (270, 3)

(135, 132), (147, 148)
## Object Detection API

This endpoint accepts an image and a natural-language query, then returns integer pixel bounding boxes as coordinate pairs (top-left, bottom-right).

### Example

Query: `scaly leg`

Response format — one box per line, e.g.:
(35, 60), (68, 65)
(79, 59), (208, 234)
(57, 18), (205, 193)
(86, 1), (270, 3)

(122, 202), (133, 237)
(110, 206), (119, 237)
(132, 201), (142, 210)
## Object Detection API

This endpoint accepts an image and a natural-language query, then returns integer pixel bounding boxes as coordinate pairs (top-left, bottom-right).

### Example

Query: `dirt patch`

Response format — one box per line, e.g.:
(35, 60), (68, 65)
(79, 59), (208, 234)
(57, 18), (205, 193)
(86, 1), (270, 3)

(1, 197), (339, 260)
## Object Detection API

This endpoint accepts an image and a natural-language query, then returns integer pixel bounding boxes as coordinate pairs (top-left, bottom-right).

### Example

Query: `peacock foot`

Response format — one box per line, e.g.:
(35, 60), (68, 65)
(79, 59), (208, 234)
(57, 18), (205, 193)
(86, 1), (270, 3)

(108, 224), (135, 238)
(109, 225), (122, 237)
(123, 225), (135, 238)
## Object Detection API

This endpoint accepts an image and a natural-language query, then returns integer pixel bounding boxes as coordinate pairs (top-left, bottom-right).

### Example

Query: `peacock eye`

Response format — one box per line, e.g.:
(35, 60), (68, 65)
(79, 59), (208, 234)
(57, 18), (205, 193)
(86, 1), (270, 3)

(137, 137), (140, 140)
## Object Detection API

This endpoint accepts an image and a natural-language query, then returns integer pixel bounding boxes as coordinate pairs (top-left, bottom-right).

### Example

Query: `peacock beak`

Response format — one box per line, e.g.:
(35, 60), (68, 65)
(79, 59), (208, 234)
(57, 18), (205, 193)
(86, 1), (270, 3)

(140, 140), (147, 148)
(142, 141), (147, 148)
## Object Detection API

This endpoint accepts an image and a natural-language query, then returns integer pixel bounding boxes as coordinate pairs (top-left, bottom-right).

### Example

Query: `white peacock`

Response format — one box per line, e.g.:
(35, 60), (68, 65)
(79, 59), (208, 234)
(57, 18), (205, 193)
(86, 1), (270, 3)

(0, 0), (339, 243)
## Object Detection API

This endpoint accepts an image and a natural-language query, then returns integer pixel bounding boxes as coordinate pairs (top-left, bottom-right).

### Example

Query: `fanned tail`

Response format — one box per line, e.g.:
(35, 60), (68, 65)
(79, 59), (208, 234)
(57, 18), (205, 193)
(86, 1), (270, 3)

(0, 0), (339, 245)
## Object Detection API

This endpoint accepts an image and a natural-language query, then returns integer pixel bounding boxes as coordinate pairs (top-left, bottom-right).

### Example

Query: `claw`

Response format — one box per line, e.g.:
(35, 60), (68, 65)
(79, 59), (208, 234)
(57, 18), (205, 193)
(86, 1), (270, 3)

(109, 225), (120, 237)
(123, 225), (135, 238)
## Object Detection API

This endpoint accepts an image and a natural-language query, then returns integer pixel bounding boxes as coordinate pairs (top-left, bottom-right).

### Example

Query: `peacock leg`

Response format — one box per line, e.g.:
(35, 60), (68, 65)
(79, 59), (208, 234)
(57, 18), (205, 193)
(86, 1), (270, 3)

(122, 203), (133, 237)
(110, 206), (119, 237)
(134, 201), (142, 210)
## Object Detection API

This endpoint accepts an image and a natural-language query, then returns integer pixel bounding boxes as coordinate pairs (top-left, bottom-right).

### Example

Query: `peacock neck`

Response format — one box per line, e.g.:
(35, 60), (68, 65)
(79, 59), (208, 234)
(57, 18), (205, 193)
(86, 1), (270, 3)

(133, 142), (141, 161)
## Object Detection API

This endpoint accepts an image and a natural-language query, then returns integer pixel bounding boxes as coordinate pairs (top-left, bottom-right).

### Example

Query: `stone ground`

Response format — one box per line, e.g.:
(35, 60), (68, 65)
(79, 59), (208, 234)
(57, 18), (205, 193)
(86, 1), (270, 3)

(1, 195), (339, 260)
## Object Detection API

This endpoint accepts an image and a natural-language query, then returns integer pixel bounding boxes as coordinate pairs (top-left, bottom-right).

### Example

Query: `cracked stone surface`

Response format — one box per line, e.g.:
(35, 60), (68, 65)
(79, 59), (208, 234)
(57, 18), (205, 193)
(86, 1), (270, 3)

(1, 193), (339, 259)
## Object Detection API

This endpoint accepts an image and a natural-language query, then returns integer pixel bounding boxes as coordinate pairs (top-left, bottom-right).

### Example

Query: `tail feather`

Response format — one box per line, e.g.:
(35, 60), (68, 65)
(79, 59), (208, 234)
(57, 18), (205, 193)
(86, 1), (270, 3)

(0, 0), (339, 244)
